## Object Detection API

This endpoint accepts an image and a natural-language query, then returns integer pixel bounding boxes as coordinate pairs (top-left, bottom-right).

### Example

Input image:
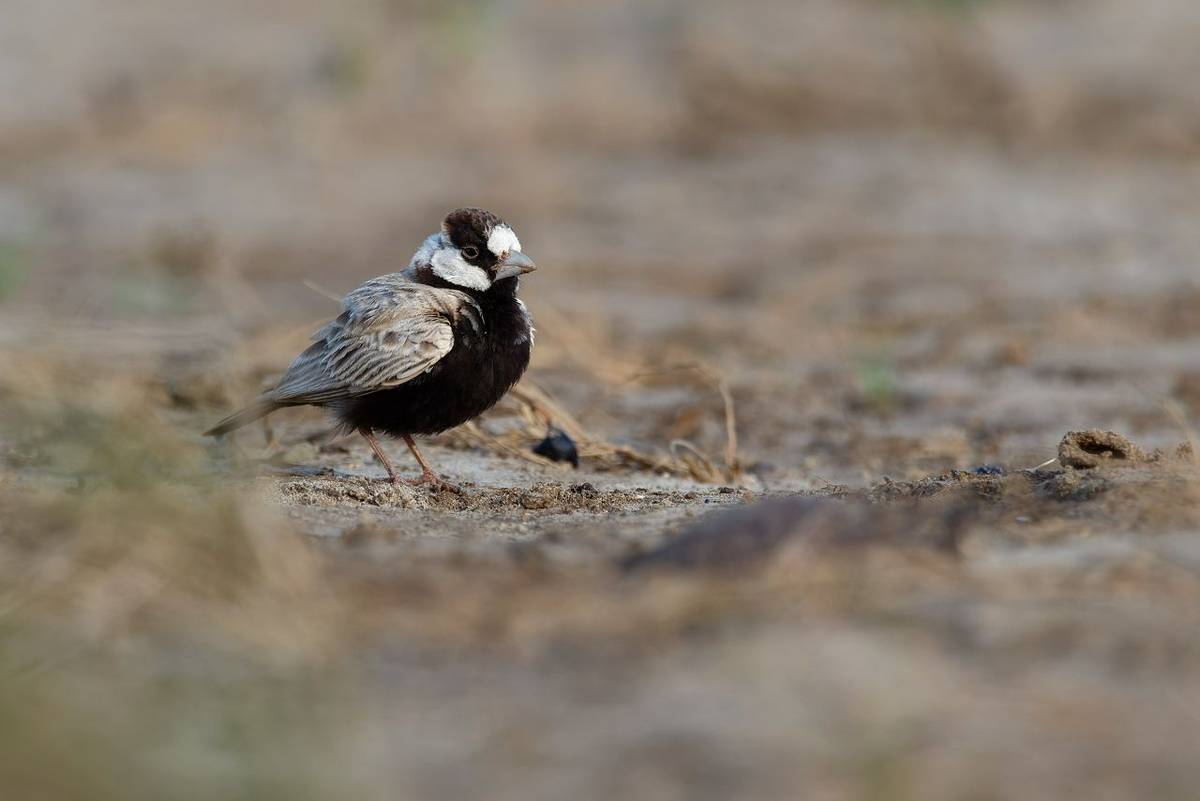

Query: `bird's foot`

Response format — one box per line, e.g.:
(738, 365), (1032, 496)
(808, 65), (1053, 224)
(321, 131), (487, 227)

(399, 470), (462, 493)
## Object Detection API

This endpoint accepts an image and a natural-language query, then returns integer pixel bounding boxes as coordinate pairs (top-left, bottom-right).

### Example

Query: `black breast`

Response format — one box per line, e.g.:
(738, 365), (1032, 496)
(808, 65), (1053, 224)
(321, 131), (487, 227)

(334, 280), (532, 437)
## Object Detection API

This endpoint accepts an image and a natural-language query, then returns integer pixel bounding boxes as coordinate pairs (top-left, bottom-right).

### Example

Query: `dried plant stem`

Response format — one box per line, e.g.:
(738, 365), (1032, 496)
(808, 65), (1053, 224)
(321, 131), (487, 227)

(1165, 400), (1200, 468)
(302, 279), (344, 303)
(504, 367), (743, 483)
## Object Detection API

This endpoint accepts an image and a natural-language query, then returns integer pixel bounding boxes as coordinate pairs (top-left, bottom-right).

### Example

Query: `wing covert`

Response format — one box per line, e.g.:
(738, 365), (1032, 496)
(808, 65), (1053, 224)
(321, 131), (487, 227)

(270, 278), (472, 404)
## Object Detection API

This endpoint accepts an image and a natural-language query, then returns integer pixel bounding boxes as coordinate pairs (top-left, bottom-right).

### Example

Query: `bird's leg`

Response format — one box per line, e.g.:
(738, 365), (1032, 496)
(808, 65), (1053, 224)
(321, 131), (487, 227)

(402, 434), (458, 491)
(358, 427), (399, 483)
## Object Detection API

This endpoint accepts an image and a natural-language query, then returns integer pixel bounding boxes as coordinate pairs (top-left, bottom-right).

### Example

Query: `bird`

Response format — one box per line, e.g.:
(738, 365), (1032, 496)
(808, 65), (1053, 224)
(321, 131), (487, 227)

(205, 207), (537, 489)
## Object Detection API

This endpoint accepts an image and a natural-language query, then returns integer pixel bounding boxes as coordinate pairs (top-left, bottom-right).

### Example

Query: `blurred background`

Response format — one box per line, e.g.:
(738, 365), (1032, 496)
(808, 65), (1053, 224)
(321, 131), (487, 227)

(4, 1), (1200, 799)
(6, 0), (1200, 471)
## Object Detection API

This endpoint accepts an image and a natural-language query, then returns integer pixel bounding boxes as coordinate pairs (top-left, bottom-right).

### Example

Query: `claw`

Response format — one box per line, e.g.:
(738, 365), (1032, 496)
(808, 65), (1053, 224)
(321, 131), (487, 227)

(402, 471), (462, 493)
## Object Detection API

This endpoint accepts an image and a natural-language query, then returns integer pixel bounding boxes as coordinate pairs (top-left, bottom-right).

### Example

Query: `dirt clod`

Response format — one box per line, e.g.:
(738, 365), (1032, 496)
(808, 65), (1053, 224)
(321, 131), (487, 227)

(1058, 430), (1148, 469)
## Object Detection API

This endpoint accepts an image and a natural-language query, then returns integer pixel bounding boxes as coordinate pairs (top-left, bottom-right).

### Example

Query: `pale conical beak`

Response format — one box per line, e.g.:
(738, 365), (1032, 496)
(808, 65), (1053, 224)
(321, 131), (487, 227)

(494, 251), (536, 282)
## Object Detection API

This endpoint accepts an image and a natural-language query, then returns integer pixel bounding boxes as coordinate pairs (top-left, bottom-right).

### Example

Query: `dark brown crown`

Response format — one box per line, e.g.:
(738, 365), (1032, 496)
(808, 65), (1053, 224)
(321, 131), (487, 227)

(441, 207), (505, 249)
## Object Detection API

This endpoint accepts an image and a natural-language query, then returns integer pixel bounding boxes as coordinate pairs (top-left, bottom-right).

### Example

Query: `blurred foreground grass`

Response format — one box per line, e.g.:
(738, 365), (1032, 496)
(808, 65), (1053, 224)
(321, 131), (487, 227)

(0, 352), (747, 799)
(0, 348), (965, 800)
(0, 343), (391, 797)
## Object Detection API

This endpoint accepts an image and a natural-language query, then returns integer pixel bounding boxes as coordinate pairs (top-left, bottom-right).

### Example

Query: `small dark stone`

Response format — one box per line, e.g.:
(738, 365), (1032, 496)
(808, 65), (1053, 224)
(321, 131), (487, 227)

(972, 465), (1005, 476)
(533, 427), (579, 468)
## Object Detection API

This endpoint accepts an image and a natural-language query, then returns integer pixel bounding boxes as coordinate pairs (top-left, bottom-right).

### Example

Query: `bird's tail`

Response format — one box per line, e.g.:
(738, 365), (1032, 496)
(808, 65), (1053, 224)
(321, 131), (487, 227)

(204, 397), (280, 437)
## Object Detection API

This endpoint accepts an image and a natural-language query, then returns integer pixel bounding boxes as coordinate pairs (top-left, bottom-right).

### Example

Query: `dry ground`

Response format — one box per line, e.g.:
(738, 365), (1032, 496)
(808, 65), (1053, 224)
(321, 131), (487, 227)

(4, 1), (1200, 799)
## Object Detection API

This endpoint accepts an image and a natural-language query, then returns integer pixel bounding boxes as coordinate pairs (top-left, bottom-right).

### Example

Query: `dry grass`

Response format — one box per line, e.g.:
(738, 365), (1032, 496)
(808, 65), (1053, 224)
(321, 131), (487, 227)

(446, 371), (743, 484)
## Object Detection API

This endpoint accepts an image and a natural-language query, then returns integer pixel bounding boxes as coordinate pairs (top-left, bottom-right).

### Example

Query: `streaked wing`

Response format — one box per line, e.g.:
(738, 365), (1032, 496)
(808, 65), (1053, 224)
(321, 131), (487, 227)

(270, 277), (474, 404)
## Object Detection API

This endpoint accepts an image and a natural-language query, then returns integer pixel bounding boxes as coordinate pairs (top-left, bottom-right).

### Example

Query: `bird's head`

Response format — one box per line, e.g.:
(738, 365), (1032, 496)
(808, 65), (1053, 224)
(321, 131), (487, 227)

(410, 207), (536, 292)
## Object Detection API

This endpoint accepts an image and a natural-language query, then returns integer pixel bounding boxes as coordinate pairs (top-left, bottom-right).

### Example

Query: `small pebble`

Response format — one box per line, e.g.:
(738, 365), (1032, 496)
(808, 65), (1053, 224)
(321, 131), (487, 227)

(533, 428), (579, 468)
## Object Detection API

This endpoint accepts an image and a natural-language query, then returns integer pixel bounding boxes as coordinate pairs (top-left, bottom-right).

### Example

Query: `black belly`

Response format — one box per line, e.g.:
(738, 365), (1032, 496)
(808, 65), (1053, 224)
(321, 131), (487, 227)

(332, 319), (531, 438)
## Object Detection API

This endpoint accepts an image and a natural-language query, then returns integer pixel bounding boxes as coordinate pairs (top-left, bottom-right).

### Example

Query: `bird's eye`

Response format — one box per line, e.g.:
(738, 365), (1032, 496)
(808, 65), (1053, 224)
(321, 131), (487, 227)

(461, 245), (480, 260)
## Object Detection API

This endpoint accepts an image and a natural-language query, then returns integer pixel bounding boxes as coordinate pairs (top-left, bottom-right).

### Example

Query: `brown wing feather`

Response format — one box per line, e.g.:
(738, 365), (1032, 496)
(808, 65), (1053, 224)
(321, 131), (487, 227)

(269, 276), (471, 405)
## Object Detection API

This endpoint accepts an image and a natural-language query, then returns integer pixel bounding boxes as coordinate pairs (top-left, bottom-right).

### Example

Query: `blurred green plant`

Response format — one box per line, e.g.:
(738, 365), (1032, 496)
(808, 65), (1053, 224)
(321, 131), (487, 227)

(429, 0), (501, 64)
(110, 273), (196, 317)
(109, 229), (224, 317)
(889, 0), (990, 17)
(315, 37), (370, 96)
(0, 241), (29, 302)
(855, 351), (901, 415)
(0, 636), (364, 801)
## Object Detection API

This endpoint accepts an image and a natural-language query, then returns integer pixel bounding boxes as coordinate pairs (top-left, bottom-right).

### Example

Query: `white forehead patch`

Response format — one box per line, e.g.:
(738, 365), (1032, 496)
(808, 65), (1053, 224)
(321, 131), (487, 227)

(430, 246), (490, 291)
(487, 225), (521, 257)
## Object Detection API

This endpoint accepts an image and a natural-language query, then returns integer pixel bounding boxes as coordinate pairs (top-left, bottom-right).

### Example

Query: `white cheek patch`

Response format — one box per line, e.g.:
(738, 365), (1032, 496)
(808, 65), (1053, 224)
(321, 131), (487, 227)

(431, 247), (491, 291)
(487, 225), (521, 257)
(408, 233), (441, 268)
